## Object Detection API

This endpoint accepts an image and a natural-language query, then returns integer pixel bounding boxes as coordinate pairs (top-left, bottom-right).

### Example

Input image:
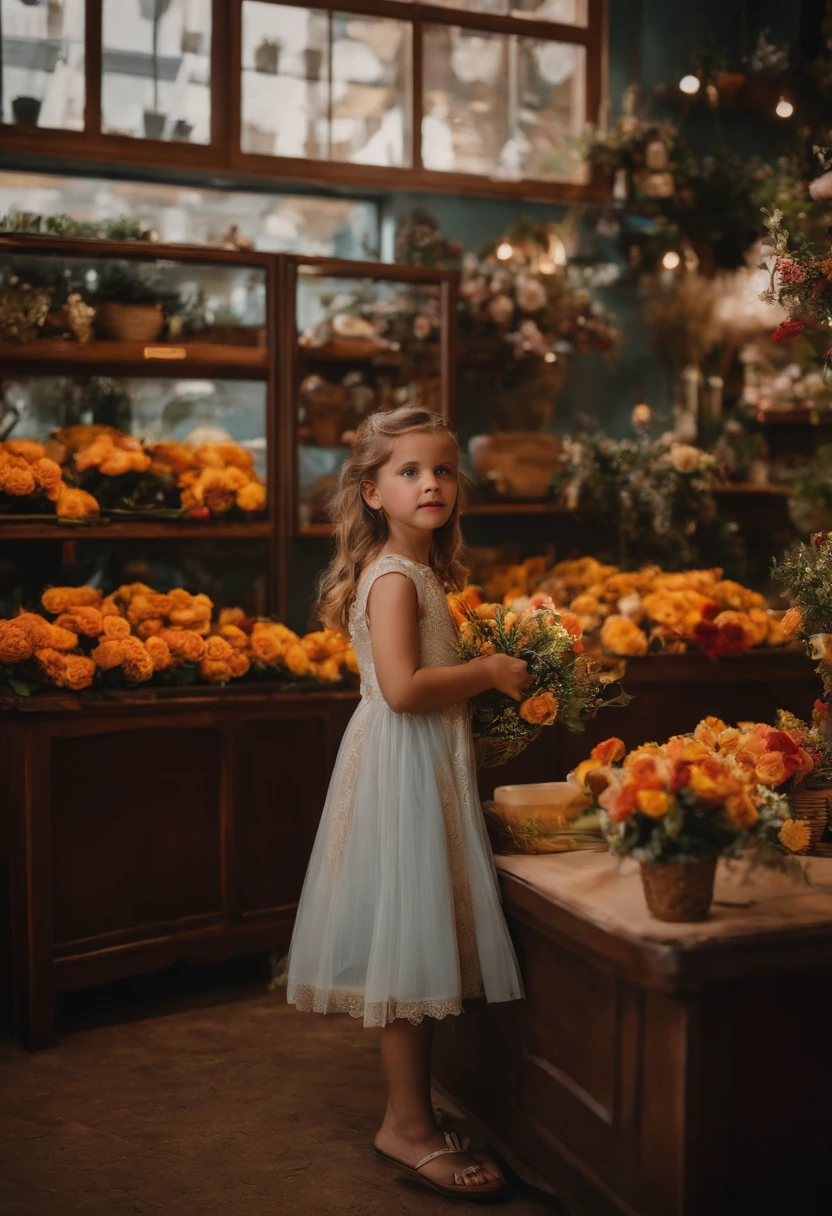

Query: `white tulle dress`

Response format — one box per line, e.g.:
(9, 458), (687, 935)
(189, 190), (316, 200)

(286, 554), (524, 1028)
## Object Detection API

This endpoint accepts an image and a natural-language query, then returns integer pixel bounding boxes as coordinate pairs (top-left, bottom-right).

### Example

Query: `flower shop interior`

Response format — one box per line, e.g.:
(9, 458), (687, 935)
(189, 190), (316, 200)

(2, 1), (832, 1213)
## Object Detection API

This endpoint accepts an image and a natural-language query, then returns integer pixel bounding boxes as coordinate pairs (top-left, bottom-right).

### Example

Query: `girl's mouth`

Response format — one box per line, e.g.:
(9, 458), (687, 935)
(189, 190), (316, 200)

(418, 502), (445, 510)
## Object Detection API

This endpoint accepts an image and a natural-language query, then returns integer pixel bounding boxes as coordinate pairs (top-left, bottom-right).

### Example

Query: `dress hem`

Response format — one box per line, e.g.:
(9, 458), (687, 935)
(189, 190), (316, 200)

(286, 983), (486, 1027)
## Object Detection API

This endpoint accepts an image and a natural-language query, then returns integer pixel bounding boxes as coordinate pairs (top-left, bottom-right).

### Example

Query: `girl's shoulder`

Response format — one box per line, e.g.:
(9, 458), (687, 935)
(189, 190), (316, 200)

(351, 553), (431, 622)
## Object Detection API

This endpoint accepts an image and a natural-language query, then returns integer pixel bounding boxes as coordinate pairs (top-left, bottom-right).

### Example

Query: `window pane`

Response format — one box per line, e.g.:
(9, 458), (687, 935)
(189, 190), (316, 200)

(422, 26), (586, 182)
(101, 0), (212, 144)
(241, 2), (411, 167)
(1, 0), (85, 131)
(425, 0), (508, 14)
(511, 0), (588, 25)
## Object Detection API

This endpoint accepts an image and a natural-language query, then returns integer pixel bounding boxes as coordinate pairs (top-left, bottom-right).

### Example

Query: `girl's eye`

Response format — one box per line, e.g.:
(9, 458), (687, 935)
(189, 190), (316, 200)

(401, 467), (417, 477)
(436, 466), (456, 476)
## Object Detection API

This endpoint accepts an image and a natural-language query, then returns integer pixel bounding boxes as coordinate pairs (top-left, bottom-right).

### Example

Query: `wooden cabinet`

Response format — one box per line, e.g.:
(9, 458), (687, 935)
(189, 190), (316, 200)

(1, 688), (355, 1049)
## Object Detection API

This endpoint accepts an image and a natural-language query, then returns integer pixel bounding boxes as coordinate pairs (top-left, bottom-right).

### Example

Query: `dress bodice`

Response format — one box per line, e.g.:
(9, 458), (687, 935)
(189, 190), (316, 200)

(349, 554), (459, 703)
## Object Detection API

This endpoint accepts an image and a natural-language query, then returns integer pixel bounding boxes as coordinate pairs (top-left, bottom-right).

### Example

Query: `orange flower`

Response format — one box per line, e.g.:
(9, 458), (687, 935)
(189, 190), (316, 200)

(5, 439), (45, 463)
(559, 610), (583, 640)
(284, 643), (312, 676)
(220, 624), (249, 651)
(54, 606), (103, 637)
(34, 647), (67, 684)
(16, 612), (55, 647)
(236, 481), (267, 513)
(41, 585), (101, 615)
(754, 751), (790, 786)
(0, 621), (33, 664)
(92, 639), (126, 670)
(726, 789), (760, 829)
(56, 488), (100, 519)
(314, 657), (342, 683)
(601, 615), (648, 656)
(48, 624), (80, 652)
(778, 818), (810, 852)
(519, 692), (559, 726)
(636, 789), (670, 819)
(199, 658), (233, 684)
(1, 462), (36, 496)
(599, 779), (640, 822)
(144, 636), (172, 672)
(478, 640), (496, 656)
(102, 615), (132, 640)
(219, 607), (247, 628)
(447, 585), (483, 627)
(161, 629), (205, 663)
(780, 607), (803, 638)
(204, 635), (232, 662)
(590, 737), (625, 765)
(136, 618), (165, 639)
(227, 650), (251, 678)
(250, 630), (285, 665)
(123, 652), (154, 683)
(715, 727), (741, 755)
(63, 655), (96, 691)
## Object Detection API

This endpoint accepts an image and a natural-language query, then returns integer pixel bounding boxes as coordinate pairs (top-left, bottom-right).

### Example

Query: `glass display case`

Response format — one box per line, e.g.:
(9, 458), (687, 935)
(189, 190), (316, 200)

(0, 0), (85, 132)
(285, 256), (458, 533)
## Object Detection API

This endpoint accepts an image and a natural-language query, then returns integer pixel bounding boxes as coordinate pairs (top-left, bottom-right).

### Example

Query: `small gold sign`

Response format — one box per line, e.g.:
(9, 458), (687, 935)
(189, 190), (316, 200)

(144, 346), (187, 360)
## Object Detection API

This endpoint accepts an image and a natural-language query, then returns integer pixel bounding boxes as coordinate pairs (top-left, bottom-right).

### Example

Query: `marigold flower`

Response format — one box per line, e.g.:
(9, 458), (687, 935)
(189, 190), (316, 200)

(161, 629), (205, 663)
(102, 615), (132, 640)
(41, 585), (101, 615)
(236, 481), (267, 513)
(636, 789), (670, 819)
(284, 643), (312, 676)
(204, 635), (233, 662)
(5, 439), (45, 464)
(56, 488), (100, 519)
(123, 652), (154, 683)
(15, 612), (55, 647)
(601, 615), (648, 657)
(778, 818), (811, 853)
(0, 621), (34, 664)
(137, 618), (165, 639)
(227, 651), (251, 678)
(219, 607), (247, 629)
(55, 606), (103, 637)
(199, 658), (233, 684)
(144, 636), (172, 672)
(780, 606), (803, 638)
(1, 462), (36, 496)
(314, 657), (342, 683)
(251, 631), (284, 665)
(31, 457), (64, 501)
(519, 692), (559, 726)
(91, 639), (126, 670)
(34, 647), (67, 684)
(63, 655), (96, 691)
(47, 624), (80, 652)
(220, 624), (249, 651)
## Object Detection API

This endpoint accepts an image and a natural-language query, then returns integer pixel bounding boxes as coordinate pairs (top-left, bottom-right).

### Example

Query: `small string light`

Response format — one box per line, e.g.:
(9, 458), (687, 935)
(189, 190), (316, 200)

(679, 74), (700, 95)
(496, 241), (514, 260)
(775, 96), (794, 119)
(661, 250), (681, 270)
(544, 352), (557, 363)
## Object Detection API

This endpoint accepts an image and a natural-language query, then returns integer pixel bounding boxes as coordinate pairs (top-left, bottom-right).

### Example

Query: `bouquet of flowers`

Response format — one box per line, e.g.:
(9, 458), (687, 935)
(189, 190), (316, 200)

(572, 726), (809, 875)
(773, 530), (832, 695)
(760, 199), (832, 368)
(452, 592), (630, 768)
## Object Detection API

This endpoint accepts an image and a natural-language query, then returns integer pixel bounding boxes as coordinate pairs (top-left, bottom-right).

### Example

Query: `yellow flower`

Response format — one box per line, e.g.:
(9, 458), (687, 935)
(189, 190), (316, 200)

(34, 647), (67, 684)
(284, 643), (312, 676)
(63, 655), (96, 691)
(204, 635), (233, 662)
(228, 650), (251, 678)
(220, 624), (249, 651)
(519, 692), (559, 726)
(636, 789), (670, 819)
(600, 615), (648, 656)
(314, 657), (342, 683)
(778, 818), (811, 853)
(56, 488), (100, 519)
(41, 586), (101, 615)
(199, 658), (233, 684)
(236, 481), (267, 513)
(91, 639), (126, 671)
(5, 439), (45, 463)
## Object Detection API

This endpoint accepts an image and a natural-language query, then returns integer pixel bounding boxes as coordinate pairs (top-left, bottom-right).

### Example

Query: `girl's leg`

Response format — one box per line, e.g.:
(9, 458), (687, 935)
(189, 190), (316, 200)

(374, 1018), (502, 1189)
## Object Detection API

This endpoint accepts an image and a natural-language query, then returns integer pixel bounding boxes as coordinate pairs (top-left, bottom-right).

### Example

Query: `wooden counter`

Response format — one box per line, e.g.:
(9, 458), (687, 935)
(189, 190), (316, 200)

(434, 854), (832, 1216)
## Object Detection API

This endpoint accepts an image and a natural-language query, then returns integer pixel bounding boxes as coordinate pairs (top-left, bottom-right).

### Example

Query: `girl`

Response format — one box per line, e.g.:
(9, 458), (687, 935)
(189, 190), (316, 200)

(286, 405), (527, 1200)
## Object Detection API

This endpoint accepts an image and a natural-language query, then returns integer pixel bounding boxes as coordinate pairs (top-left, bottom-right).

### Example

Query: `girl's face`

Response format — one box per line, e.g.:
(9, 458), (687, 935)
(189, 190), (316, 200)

(361, 430), (459, 535)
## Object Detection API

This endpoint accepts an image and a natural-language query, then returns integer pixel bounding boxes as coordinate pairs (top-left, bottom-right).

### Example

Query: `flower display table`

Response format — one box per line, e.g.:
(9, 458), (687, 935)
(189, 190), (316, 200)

(433, 852), (832, 1215)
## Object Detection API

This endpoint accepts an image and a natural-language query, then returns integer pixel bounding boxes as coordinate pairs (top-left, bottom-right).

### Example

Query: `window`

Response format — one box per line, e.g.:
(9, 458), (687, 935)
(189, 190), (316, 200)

(0, 0), (85, 131)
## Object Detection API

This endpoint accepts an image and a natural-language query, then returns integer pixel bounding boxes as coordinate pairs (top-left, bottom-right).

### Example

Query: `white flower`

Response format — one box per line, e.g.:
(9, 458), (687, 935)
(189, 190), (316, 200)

(667, 443), (703, 473)
(488, 294), (515, 324)
(515, 275), (547, 312)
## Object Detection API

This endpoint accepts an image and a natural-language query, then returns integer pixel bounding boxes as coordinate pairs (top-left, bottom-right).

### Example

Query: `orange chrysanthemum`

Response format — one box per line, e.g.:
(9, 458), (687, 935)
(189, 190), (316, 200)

(54, 606), (103, 637)
(34, 647), (67, 684)
(0, 621), (34, 664)
(31, 458), (64, 501)
(144, 636), (172, 672)
(203, 635), (232, 662)
(5, 439), (45, 464)
(16, 612), (55, 647)
(227, 651), (250, 678)
(1, 462), (36, 496)
(91, 639), (126, 670)
(63, 655), (96, 691)
(236, 481), (267, 513)
(56, 488), (100, 519)
(102, 615), (132, 640)
(41, 585), (101, 615)
(199, 658), (233, 684)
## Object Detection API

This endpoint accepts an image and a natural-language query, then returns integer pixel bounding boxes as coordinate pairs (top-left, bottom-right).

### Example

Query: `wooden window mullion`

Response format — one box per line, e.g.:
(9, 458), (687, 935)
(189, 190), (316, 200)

(85, 0), (102, 138)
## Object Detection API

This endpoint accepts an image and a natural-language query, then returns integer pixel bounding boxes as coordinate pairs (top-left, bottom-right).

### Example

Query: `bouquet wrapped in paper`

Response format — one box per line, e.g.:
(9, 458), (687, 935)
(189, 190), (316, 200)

(452, 592), (630, 768)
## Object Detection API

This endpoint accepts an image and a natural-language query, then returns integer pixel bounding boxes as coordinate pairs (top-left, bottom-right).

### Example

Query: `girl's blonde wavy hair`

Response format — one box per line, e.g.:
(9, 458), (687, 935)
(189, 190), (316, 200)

(317, 406), (468, 631)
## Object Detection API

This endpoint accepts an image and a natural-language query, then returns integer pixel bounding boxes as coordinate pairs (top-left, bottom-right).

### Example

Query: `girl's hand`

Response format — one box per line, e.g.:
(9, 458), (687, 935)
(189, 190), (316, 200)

(484, 653), (532, 701)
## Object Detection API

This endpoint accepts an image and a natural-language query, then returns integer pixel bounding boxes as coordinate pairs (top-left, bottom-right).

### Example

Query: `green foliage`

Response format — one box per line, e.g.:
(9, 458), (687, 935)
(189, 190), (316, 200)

(772, 531), (832, 635)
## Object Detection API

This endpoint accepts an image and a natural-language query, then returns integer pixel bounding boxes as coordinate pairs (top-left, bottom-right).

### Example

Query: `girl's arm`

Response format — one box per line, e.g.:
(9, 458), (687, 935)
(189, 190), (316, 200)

(367, 572), (528, 714)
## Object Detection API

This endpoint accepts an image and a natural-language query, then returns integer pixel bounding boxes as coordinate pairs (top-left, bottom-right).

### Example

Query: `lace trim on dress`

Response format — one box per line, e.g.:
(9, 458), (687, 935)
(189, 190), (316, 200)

(326, 708), (369, 878)
(286, 982), (482, 1027)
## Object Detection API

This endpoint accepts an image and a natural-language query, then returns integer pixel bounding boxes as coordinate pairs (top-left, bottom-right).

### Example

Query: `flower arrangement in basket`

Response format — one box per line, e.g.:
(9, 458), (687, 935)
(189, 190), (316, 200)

(451, 591), (630, 768)
(572, 722), (811, 922)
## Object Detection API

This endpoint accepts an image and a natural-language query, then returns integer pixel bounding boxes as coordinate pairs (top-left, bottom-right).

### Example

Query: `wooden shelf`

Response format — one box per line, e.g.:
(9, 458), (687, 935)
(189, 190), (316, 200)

(0, 520), (274, 541)
(0, 339), (269, 380)
(464, 500), (567, 516)
(714, 483), (791, 497)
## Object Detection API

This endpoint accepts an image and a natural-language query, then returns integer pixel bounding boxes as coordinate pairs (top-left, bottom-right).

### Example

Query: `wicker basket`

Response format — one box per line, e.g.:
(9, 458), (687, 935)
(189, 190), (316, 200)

(95, 301), (163, 343)
(787, 784), (832, 855)
(639, 858), (717, 923)
(475, 728), (541, 769)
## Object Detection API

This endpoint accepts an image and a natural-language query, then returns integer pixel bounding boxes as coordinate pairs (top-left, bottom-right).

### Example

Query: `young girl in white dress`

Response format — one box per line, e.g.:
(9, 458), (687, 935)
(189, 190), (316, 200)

(287, 405), (527, 1199)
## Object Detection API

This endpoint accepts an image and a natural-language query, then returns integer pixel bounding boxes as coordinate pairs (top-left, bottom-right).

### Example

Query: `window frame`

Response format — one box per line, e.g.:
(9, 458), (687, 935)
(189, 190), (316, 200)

(0, 0), (607, 201)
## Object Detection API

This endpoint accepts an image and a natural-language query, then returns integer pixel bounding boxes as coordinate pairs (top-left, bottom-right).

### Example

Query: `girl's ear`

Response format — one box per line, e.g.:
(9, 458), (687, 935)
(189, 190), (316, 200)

(361, 478), (382, 510)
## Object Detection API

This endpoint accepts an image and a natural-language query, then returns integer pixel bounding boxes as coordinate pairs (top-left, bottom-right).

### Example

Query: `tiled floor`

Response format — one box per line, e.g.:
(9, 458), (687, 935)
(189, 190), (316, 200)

(0, 973), (565, 1216)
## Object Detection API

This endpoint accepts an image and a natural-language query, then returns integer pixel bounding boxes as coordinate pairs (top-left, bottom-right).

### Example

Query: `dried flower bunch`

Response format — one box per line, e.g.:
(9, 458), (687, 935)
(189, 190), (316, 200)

(0, 584), (356, 697)
(450, 588), (629, 767)
(552, 433), (723, 568)
(571, 722), (809, 874)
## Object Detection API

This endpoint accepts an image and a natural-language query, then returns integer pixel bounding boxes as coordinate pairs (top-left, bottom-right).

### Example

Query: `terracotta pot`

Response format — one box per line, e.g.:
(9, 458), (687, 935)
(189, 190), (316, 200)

(640, 858), (717, 922)
(787, 784), (831, 854)
(95, 302), (164, 343)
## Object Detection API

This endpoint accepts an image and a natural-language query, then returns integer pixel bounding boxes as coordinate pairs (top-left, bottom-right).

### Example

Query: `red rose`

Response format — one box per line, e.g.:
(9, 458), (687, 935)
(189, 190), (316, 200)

(772, 319), (805, 343)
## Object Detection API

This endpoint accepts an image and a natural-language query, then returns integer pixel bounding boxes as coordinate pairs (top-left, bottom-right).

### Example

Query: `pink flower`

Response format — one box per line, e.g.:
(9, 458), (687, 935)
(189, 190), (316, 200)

(772, 319), (805, 343)
(775, 258), (807, 286)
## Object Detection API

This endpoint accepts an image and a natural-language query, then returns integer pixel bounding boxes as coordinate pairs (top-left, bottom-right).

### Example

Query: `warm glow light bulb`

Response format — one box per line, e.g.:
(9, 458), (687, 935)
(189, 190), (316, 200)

(662, 250), (681, 270)
(496, 241), (514, 260)
(544, 352), (557, 363)
(679, 74), (701, 96)
(775, 96), (794, 119)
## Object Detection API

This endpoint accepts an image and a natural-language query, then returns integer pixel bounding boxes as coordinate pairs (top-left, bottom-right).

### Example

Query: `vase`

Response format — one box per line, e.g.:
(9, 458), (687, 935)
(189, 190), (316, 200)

(254, 39), (281, 74)
(639, 858), (717, 922)
(95, 302), (164, 343)
(787, 783), (831, 854)
(172, 119), (194, 141)
(143, 110), (166, 139)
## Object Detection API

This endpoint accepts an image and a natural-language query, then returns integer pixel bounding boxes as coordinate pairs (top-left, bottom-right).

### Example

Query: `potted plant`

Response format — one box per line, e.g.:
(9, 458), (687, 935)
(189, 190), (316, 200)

(254, 37), (281, 75)
(573, 728), (807, 922)
(90, 261), (179, 343)
(140, 0), (172, 139)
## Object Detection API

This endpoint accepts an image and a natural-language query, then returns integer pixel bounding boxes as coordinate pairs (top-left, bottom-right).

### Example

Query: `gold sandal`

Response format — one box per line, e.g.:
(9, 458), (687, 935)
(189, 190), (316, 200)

(374, 1130), (507, 1200)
